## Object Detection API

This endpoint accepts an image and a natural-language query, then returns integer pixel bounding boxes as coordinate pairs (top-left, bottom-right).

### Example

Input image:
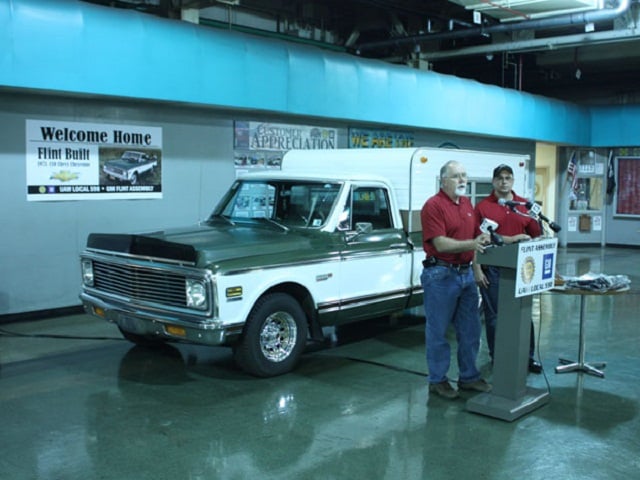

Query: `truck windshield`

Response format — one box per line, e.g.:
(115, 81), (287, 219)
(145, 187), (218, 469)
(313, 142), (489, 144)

(212, 180), (342, 228)
(121, 152), (141, 162)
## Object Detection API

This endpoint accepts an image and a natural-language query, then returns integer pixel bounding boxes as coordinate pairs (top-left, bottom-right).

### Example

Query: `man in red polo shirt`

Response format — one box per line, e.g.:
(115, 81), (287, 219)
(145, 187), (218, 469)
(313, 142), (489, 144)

(473, 164), (543, 373)
(421, 160), (492, 400)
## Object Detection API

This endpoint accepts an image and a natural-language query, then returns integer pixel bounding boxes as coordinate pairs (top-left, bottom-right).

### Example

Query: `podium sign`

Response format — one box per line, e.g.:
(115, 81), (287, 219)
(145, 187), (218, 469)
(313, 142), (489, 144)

(515, 238), (558, 297)
(466, 238), (557, 421)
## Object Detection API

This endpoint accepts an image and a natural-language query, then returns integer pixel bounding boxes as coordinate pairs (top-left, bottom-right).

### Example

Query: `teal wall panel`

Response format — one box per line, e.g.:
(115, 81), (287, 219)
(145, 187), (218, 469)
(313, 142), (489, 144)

(0, 0), (634, 147)
(590, 105), (640, 146)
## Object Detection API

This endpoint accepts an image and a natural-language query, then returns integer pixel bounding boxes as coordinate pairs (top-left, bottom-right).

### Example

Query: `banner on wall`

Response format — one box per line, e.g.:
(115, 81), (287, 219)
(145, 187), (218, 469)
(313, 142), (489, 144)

(614, 156), (640, 217)
(26, 119), (163, 201)
(348, 128), (415, 148)
(233, 121), (337, 172)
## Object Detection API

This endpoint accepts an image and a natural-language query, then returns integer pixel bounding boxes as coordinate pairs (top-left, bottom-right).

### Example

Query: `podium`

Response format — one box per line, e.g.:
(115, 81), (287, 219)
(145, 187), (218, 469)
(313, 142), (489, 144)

(466, 239), (556, 421)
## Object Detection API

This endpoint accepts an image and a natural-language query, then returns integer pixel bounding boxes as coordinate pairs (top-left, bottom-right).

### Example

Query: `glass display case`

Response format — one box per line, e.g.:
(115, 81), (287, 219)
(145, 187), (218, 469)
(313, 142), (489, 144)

(559, 149), (606, 246)
(569, 177), (603, 211)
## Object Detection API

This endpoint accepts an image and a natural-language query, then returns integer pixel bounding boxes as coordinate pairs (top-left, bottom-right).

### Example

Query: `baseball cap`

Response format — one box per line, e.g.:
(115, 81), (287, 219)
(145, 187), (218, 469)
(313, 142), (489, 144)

(493, 164), (513, 178)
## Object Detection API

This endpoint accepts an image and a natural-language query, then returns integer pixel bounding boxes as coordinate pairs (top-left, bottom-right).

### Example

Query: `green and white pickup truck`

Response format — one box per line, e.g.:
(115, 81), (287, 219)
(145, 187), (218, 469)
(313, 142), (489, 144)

(103, 150), (158, 185)
(80, 147), (529, 376)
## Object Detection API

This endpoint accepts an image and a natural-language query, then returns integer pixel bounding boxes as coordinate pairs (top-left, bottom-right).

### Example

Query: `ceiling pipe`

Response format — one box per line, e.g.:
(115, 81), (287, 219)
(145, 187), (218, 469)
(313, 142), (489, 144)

(421, 26), (640, 60)
(353, 0), (631, 53)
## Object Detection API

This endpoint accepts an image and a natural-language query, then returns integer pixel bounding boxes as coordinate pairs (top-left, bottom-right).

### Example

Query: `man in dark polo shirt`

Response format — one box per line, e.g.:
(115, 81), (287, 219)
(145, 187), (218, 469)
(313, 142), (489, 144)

(473, 164), (543, 374)
(421, 160), (492, 400)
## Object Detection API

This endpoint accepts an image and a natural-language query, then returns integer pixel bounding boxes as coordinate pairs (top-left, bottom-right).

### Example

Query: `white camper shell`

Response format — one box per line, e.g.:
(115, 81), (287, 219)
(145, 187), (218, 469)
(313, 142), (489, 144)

(280, 147), (531, 232)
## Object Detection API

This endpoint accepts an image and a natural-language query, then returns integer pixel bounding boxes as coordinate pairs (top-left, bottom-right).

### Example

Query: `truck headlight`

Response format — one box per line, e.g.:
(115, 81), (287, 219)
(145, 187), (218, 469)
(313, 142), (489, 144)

(186, 279), (208, 310)
(81, 259), (94, 286)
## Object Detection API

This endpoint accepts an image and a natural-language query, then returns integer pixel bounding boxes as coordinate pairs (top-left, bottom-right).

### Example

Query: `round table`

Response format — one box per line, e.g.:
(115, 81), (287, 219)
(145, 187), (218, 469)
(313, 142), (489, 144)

(551, 285), (629, 378)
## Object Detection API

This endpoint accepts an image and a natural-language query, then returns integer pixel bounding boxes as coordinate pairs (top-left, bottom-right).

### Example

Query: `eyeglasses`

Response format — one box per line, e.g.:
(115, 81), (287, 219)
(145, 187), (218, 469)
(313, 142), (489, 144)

(444, 173), (467, 180)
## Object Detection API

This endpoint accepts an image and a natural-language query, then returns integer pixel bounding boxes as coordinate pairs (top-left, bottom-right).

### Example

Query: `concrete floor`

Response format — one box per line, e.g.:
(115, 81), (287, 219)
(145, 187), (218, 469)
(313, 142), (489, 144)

(1, 246), (638, 480)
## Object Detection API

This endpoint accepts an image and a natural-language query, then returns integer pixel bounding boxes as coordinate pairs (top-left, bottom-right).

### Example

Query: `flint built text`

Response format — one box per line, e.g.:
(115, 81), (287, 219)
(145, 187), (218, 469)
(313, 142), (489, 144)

(38, 147), (90, 160)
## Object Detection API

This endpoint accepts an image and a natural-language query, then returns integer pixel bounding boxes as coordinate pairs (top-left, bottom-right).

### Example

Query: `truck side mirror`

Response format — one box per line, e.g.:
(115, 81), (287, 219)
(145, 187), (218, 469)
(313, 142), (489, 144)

(355, 222), (373, 234)
(344, 222), (373, 242)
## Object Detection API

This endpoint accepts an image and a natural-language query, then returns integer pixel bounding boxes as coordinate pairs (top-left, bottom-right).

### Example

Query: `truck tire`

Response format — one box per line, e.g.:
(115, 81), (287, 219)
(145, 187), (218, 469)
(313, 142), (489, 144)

(234, 293), (308, 377)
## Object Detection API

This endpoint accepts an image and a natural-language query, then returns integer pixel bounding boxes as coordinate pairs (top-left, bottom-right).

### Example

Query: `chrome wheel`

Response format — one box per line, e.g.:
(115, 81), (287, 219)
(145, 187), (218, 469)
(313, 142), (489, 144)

(260, 311), (298, 362)
(234, 293), (308, 377)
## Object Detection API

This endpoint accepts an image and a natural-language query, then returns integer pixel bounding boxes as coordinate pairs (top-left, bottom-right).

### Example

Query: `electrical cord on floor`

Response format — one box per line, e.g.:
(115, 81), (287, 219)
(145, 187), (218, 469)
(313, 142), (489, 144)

(535, 292), (552, 396)
(340, 356), (427, 377)
(0, 326), (124, 341)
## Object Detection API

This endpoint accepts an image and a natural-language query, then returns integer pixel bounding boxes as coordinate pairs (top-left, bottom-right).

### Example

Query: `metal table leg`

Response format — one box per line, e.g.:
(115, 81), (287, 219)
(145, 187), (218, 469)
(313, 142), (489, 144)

(555, 294), (606, 378)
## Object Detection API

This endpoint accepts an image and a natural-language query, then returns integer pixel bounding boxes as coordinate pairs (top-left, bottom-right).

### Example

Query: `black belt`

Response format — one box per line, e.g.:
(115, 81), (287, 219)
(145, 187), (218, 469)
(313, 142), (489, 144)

(423, 258), (472, 271)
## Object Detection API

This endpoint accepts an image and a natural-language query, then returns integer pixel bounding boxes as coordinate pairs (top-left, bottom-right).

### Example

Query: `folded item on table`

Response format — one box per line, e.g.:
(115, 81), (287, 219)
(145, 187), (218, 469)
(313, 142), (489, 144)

(562, 272), (631, 292)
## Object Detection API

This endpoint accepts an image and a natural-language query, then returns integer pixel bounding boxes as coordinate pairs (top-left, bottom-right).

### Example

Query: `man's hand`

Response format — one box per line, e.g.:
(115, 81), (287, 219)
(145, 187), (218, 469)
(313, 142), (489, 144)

(507, 233), (531, 244)
(432, 233), (491, 254)
(474, 233), (491, 253)
(474, 265), (489, 288)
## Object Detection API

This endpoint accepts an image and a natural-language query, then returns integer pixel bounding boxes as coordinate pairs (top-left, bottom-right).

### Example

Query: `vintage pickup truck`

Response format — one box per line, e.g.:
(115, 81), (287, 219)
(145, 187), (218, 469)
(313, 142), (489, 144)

(103, 150), (158, 185)
(80, 147), (529, 376)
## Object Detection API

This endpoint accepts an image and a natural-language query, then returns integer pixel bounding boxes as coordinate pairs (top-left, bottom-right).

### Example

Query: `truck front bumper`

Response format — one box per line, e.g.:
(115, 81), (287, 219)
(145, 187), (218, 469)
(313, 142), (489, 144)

(80, 292), (242, 346)
(103, 168), (129, 182)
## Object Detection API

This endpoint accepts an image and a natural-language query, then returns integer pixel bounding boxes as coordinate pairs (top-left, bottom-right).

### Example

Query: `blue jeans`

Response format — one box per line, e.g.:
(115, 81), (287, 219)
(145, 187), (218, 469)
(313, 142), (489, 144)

(479, 265), (535, 360)
(421, 266), (481, 385)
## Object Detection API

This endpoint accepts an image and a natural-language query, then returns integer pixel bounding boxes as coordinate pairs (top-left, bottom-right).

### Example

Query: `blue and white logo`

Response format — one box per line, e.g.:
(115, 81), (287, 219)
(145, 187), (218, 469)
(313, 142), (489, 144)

(542, 253), (554, 279)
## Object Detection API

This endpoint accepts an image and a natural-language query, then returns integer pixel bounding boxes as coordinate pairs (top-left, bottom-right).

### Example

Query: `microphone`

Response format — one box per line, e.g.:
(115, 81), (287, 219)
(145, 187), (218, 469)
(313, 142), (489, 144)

(498, 197), (562, 233)
(497, 198), (530, 208)
(529, 202), (542, 216)
(539, 214), (562, 233)
(524, 201), (562, 232)
(479, 218), (504, 246)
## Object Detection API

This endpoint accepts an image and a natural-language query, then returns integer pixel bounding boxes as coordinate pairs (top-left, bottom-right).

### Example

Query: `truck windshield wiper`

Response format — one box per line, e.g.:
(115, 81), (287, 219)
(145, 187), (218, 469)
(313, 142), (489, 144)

(209, 214), (235, 226)
(254, 217), (289, 232)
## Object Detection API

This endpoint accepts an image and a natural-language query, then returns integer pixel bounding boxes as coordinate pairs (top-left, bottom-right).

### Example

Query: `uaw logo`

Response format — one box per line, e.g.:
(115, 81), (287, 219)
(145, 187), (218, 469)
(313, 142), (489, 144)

(520, 256), (536, 284)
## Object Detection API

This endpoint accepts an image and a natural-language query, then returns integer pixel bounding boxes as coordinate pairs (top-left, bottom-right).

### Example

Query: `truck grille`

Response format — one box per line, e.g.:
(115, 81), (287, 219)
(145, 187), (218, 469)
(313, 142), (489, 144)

(92, 260), (187, 307)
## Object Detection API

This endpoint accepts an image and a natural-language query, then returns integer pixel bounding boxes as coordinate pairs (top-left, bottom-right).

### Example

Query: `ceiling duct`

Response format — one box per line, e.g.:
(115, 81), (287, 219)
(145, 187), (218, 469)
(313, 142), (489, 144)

(354, 0), (630, 53)
(448, 0), (603, 22)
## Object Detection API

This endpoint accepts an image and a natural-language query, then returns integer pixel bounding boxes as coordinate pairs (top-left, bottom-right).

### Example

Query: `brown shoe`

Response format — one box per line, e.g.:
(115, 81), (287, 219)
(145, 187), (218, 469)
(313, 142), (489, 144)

(429, 381), (460, 399)
(458, 378), (492, 393)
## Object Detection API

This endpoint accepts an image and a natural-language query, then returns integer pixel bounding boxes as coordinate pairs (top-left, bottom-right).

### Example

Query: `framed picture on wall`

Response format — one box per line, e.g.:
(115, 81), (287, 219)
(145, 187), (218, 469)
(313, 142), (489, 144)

(614, 157), (640, 217)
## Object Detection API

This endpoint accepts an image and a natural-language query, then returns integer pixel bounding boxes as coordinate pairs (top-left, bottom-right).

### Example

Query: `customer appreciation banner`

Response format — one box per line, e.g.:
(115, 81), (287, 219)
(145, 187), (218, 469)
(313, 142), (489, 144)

(26, 119), (163, 201)
(233, 121), (337, 173)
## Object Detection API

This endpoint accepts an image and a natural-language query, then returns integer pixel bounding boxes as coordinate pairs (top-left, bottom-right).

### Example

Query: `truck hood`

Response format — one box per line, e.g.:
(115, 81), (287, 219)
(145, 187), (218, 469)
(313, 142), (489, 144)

(86, 221), (323, 268)
(104, 159), (135, 169)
